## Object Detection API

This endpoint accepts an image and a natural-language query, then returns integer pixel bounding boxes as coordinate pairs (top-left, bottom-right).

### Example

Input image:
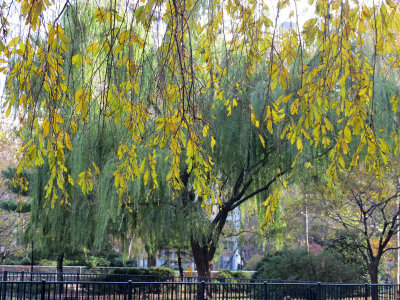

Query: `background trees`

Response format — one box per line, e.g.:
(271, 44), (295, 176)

(0, 121), (28, 264)
(319, 165), (400, 283)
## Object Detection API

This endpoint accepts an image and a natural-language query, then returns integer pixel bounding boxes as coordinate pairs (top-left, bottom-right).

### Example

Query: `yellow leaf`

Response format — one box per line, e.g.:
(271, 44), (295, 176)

(60, 82), (68, 92)
(324, 117), (333, 131)
(258, 134), (266, 148)
(43, 118), (50, 137)
(92, 161), (100, 174)
(68, 174), (74, 186)
(72, 54), (82, 66)
(87, 42), (99, 54)
(344, 125), (352, 142)
(8, 37), (20, 48)
(65, 132), (72, 150)
(296, 137), (303, 151)
(144, 169), (149, 186)
(211, 136), (216, 152)
(203, 124), (209, 137)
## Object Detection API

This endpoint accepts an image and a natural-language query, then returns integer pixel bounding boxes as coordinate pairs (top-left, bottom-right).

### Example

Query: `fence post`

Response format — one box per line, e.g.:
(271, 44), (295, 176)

(1, 271), (7, 300)
(20, 270), (25, 299)
(75, 272), (80, 299)
(316, 282), (321, 300)
(41, 279), (46, 300)
(365, 283), (368, 300)
(127, 280), (132, 300)
(198, 280), (205, 300)
(264, 281), (268, 300)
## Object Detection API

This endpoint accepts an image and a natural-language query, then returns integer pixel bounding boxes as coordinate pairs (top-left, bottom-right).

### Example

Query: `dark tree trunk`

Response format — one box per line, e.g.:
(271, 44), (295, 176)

(190, 239), (213, 279)
(56, 253), (64, 280)
(368, 258), (379, 300)
(177, 250), (184, 281)
(147, 254), (157, 267)
(56, 253), (64, 294)
(368, 257), (379, 283)
(0, 250), (7, 264)
(191, 239), (215, 299)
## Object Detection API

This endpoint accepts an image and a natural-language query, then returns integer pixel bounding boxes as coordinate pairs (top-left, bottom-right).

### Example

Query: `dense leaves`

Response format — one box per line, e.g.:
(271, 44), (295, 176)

(1, 0), (399, 220)
(253, 248), (367, 283)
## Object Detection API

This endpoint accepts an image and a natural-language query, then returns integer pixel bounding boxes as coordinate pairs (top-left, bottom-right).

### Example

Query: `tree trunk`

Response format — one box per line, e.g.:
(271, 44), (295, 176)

(0, 250), (7, 264)
(147, 253), (157, 267)
(190, 239), (213, 279)
(191, 239), (214, 299)
(368, 259), (379, 300)
(368, 258), (379, 283)
(56, 253), (64, 280)
(56, 253), (64, 294)
(177, 250), (184, 281)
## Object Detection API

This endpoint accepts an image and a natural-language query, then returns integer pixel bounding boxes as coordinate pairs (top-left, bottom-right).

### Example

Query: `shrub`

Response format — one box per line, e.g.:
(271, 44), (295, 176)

(107, 267), (177, 281)
(216, 270), (251, 281)
(253, 248), (365, 283)
(85, 267), (177, 294)
(243, 254), (263, 271)
(3, 256), (31, 265)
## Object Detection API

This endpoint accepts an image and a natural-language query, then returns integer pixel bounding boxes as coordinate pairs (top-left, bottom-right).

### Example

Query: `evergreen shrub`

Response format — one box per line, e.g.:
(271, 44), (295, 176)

(253, 248), (364, 283)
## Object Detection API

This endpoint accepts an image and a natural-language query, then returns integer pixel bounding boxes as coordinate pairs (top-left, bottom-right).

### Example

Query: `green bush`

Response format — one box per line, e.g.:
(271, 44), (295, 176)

(85, 267), (177, 295)
(253, 248), (365, 283)
(84, 255), (111, 268)
(243, 254), (263, 271)
(109, 267), (177, 279)
(216, 270), (251, 280)
(3, 256), (31, 265)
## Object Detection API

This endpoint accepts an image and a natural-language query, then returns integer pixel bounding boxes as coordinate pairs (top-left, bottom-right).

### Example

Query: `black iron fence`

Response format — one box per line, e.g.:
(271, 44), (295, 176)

(0, 270), (312, 284)
(0, 279), (400, 299)
(0, 271), (299, 283)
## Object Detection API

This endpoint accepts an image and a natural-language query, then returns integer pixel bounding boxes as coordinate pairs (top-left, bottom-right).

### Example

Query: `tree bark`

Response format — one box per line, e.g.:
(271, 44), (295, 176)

(56, 253), (64, 280)
(147, 253), (157, 267)
(56, 253), (64, 294)
(190, 239), (213, 279)
(0, 250), (7, 264)
(368, 258), (379, 300)
(177, 249), (184, 280)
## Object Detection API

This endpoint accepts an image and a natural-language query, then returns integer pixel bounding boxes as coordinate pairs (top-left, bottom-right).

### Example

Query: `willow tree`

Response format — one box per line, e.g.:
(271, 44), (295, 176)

(2, 0), (400, 276)
(16, 2), (124, 274)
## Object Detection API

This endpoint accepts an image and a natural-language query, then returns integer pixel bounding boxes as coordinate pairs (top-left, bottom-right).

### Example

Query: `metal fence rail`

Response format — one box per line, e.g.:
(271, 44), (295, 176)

(1, 270), (307, 284)
(1, 280), (400, 300)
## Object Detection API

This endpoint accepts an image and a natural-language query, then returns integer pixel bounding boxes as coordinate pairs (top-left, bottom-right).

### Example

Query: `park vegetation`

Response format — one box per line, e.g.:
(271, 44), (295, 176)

(1, 0), (400, 284)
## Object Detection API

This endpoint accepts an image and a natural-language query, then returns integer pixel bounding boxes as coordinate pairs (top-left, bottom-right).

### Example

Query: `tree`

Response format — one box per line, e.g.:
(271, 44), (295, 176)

(319, 165), (400, 284)
(2, 0), (400, 208)
(0, 122), (28, 264)
(3, 0), (400, 281)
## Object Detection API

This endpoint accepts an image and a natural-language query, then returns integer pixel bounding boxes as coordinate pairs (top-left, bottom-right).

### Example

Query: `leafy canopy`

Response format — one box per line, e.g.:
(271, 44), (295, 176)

(2, 0), (400, 219)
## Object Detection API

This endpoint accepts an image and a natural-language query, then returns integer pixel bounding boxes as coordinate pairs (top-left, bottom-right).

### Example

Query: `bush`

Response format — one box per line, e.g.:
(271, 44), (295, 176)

(85, 255), (111, 268)
(85, 267), (178, 294)
(216, 270), (251, 281)
(3, 256), (31, 265)
(243, 254), (263, 271)
(253, 248), (365, 283)
(109, 266), (176, 277)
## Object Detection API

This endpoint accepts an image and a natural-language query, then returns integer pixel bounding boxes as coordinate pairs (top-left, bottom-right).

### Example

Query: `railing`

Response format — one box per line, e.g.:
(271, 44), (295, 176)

(0, 266), (256, 278)
(0, 280), (399, 299)
(0, 270), (312, 284)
